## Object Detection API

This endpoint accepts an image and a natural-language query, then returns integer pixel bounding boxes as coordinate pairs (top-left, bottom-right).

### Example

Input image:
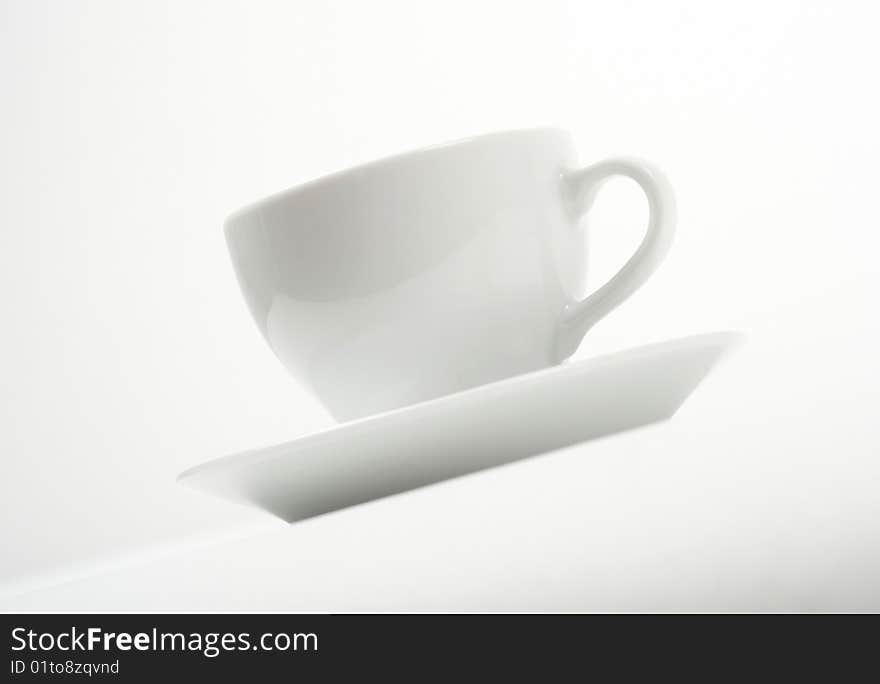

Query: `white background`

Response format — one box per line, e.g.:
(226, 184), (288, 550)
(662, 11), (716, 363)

(1, 0), (878, 610)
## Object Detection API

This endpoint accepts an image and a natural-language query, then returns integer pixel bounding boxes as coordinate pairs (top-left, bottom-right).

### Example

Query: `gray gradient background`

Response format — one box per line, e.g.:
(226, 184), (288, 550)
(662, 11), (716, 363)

(1, 0), (878, 610)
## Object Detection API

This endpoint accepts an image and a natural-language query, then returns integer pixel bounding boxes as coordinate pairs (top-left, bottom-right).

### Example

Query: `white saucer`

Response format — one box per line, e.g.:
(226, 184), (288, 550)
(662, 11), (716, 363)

(178, 332), (742, 522)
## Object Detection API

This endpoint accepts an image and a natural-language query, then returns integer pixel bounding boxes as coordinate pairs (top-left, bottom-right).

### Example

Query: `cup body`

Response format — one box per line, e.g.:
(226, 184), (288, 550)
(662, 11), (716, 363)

(226, 129), (588, 420)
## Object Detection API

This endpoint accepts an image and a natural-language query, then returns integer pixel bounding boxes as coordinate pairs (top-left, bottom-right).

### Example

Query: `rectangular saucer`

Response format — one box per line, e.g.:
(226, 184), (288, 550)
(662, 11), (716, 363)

(178, 332), (743, 522)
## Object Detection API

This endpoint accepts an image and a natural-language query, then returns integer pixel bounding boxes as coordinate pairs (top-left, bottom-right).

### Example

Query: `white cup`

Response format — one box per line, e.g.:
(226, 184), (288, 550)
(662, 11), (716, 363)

(225, 128), (675, 421)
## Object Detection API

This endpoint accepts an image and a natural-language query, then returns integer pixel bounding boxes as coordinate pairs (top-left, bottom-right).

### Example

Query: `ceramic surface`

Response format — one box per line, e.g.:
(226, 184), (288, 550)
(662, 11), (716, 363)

(178, 333), (739, 522)
(225, 129), (676, 420)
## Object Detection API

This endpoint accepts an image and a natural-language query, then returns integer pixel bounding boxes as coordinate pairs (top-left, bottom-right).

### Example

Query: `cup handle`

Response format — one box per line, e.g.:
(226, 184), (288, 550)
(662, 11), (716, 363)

(555, 157), (676, 360)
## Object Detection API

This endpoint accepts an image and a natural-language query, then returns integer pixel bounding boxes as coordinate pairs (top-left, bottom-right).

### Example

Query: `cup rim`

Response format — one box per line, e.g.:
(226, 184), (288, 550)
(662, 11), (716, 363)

(224, 127), (570, 228)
